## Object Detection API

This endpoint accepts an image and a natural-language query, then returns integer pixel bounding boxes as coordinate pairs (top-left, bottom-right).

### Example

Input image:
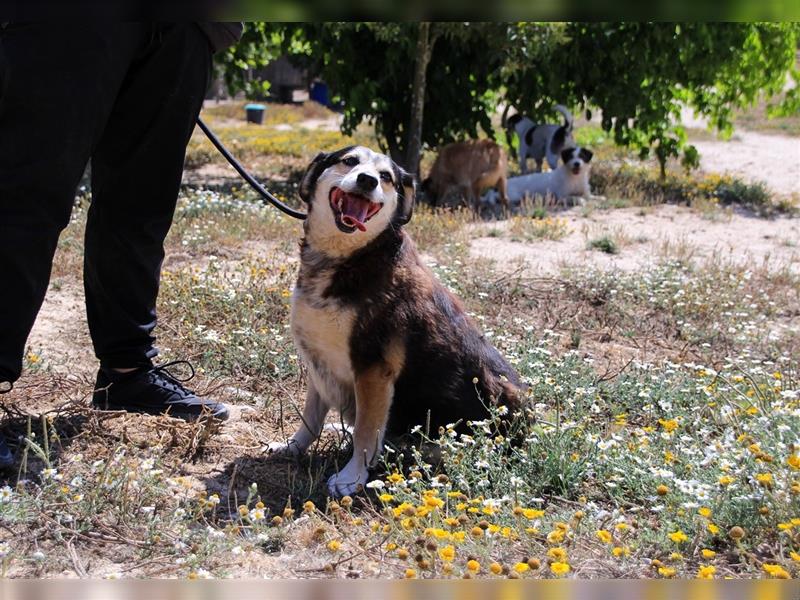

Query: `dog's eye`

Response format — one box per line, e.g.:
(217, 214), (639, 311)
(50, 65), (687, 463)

(379, 171), (393, 183)
(342, 156), (359, 167)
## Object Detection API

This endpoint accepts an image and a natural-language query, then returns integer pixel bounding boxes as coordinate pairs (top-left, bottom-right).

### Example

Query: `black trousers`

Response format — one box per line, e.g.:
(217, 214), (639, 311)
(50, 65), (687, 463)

(0, 23), (212, 383)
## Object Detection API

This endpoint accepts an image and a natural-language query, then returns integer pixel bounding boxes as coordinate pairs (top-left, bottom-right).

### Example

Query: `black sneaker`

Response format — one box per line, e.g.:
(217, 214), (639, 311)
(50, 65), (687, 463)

(92, 360), (228, 421)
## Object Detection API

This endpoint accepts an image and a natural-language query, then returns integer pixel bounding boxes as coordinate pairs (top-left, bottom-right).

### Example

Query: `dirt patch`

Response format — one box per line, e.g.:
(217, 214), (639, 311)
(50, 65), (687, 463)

(470, 204), (800, 276)
(26, 281), (95, 374)
(691, 129), (799, 198)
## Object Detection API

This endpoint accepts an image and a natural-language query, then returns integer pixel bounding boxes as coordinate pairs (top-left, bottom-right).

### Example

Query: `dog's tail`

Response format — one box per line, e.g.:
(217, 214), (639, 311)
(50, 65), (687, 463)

(554, 104), (574, 133)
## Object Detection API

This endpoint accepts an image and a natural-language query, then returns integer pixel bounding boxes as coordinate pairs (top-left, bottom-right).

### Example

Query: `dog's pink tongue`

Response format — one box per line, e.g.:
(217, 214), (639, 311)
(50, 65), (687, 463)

(340, 194), (369, 232)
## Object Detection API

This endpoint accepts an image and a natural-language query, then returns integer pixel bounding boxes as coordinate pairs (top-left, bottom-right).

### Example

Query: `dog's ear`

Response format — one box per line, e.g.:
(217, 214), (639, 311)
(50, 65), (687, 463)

(394, 167), (415, 225)
(299, 152), (330, 204)
(560, 147), (576, 165)
(578, 148), (594, 163)
(298, 146), (355, 204)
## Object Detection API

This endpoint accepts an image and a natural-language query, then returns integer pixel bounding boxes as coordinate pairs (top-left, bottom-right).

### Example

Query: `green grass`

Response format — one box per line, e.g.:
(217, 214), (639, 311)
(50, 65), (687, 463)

(587, 236), (619, 254)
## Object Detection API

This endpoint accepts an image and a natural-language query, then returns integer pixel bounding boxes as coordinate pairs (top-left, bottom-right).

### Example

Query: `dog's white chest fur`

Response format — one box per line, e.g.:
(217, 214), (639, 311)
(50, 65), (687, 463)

(291, 289), (355, 411)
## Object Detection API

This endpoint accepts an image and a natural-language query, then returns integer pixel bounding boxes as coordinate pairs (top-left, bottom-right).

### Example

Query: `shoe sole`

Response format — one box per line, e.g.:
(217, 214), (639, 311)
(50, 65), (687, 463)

(91, 403), (229, 422)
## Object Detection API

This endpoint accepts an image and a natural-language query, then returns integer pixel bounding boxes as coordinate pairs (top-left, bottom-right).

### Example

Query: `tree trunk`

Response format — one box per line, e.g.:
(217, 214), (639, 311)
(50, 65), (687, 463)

(404, 22), (437, 175)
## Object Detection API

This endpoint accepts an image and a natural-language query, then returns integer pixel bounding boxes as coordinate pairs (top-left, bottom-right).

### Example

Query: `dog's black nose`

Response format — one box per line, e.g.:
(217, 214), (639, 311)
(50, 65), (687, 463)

(356, 173), (378, 191)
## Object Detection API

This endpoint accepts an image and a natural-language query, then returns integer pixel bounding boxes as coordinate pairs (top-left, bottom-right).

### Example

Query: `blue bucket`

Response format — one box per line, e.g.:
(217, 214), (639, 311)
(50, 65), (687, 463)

(245, 103), (266, 124)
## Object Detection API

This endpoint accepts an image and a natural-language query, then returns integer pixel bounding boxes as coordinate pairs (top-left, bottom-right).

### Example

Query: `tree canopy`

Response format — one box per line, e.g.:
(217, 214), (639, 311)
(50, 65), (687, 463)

(217, 22), (800, 176)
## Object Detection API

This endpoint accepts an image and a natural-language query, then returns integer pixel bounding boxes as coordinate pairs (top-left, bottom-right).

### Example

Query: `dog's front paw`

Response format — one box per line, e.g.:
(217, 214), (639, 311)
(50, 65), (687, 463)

(327, 464), (368, 497)
(265, 439), (304, 457)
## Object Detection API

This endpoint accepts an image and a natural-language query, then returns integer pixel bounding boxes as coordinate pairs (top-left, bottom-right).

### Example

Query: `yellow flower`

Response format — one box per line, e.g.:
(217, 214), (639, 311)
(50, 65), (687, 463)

(438, 545), (455, 562)
(788, 455), (800, 471)
(423, 496), (444, 509)
(698, 507), (712, 518)
(615, 523), (630, 532)
(762, 563), (790, 579)
(612, 546), (630, 558)
(658, 566), (676, 578)
(404, 568), (416, 579)
(388, 472), (404, 484)
(489, 562), (503, 575)
(547, 529), (565, 544)
(718, 475), (734, 486)
(522, 508), (545, 520)
(656, 484), (669, 496)
(326, 540), (341, 552)
(756, 473), (773, 487)
(596, 529), (613, 544)
(393, 502), (415, 518)
(378, 493), (394, 503)
(547, 547), (567, 561)
(470, 526), (484, 538)
(789, 551), (800, 563)
(466, 560), (480, 572)
(659, 418), (679, 433)
(701, 549), (716, 559)
(668, 530), (688, 543)
(513, 562), (529, 573)
(302, 500), (315, 513)
(696, 565), (716, 579)
(707, 523), (720, 535)
(550, 562), (570, 577)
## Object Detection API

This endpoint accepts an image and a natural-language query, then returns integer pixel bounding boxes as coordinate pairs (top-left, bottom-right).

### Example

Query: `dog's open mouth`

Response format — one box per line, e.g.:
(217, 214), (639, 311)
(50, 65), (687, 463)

(329, 187), (382, 233)
(571, 165), (582, 175)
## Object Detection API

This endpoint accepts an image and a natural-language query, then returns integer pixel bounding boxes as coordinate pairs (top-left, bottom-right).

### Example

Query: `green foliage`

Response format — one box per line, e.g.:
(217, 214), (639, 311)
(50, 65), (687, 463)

(275, 23), (508, 164)
(501, 22), (800, 176)
(213, 23), (308, 99)
(217, 22), (799, 174)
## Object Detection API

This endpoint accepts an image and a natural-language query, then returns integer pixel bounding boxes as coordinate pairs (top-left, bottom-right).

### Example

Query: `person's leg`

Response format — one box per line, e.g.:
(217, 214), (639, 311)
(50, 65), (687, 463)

(86, 23), (227, 420)
(0, 23), (142, 386)
(0, 23), (144, 467)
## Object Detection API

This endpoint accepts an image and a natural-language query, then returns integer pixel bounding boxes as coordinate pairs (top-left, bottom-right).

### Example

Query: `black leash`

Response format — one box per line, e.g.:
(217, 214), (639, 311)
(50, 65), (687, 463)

(196, 117), (307, 221)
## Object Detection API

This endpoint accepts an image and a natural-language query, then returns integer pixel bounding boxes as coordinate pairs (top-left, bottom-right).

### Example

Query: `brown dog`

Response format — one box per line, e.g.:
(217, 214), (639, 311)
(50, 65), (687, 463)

(268, 145), (524, 496)
(421, 139), (508, 212)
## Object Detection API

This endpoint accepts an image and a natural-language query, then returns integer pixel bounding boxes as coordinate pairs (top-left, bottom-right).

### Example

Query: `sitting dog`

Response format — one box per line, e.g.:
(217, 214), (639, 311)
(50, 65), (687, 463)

(420, 139), (508, 212)
(504, 104), (575, 174)
(484, 147), (602, 208)
(269, 146), (524, 496)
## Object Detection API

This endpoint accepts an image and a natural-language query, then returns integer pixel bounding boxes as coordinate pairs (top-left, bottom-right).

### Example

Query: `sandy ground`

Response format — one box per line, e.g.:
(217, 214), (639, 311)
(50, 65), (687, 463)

(470, 203), (800, 276)
(687, 126), (799, 198)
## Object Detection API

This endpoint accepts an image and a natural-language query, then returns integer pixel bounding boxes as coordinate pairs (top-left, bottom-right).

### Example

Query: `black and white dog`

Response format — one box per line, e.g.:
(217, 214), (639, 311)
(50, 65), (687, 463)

(484, 147), (603, 207)
(504, 104), (575, 174)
